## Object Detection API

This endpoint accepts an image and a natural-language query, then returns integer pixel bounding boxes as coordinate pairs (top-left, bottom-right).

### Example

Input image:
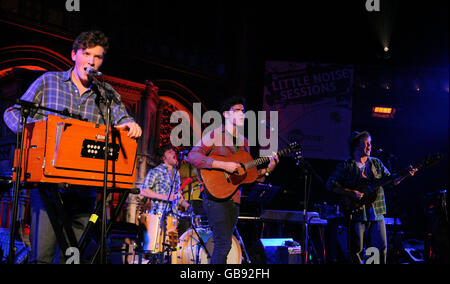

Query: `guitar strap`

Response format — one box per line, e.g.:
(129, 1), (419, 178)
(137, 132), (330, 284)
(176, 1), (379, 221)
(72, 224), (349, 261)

(234, 140), (239, 153)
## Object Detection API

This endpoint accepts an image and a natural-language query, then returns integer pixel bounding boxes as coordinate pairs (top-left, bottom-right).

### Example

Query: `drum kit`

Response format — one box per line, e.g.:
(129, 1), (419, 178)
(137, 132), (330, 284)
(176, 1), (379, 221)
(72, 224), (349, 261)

(138, 210), (244, 264)
(134, 162), (246, 264)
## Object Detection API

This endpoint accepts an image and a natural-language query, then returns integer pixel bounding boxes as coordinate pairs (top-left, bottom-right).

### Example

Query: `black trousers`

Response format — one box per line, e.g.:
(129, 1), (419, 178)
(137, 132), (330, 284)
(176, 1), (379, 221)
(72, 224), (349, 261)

(202, 197), (239, 264)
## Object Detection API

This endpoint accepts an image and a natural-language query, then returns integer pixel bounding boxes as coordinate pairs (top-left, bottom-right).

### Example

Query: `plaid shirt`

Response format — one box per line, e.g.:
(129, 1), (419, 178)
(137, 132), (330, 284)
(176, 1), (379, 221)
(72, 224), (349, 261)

(326, 156), (390, 221)
(3, 68), (134, 133)
(139, 163), (181, 215)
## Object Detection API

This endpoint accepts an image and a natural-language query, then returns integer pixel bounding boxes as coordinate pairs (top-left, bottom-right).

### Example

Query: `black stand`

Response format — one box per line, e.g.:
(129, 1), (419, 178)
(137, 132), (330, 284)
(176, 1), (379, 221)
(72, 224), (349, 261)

(347, 213), (354, 264)
(87, 188), (137, 264)
(296, 158), (326, 264)
(301, 166), (311, 264)
(234, 227), (251, 264)
(261, 121), (325, 264)
(176, 152), (211, 263)
(8, 106), (30, 264)
(187, 212), (211, 264)
(7, 100), (83, 264)
(90, 75), (122, 264)
(379, 152), (402, 264)
(98, 82), (112, 264)
(157, 164), (179, 264)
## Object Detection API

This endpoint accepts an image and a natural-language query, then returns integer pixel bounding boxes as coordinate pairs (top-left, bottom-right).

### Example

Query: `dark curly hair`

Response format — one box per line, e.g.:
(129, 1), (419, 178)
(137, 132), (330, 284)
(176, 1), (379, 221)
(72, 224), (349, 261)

(72, 30), (109, 54)
(155, 144), (175, 165)
(219, 95), (247, 122)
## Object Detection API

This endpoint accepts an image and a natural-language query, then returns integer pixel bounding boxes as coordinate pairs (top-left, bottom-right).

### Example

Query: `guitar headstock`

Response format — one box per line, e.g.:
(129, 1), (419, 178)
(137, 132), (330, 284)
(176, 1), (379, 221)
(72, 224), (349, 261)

(415, 153), (444, 169)
(288, 141), (303, 159)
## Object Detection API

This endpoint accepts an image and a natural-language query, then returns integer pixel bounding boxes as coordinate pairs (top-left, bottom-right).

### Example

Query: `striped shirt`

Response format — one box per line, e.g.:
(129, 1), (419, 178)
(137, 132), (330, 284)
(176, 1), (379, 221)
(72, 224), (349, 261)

(3, 68), (135, 133)
(326, 156), (390, 221)
(139, 163), (182, 215)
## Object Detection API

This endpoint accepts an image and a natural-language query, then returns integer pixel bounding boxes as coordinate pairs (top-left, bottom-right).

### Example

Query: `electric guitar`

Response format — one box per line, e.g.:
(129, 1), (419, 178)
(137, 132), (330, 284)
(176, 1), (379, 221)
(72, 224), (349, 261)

(339, 153), (443, 217)
(199, 142), (302, 200)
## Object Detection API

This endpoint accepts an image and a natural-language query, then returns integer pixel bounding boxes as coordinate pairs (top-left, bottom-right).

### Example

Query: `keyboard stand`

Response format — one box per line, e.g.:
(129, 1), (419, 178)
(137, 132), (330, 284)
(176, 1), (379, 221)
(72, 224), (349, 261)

(37, 184), (137, 263)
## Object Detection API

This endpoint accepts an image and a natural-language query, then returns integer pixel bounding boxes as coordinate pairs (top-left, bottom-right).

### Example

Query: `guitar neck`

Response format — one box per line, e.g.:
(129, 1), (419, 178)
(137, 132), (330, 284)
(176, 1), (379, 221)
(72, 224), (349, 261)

(244, 148), (292, 170)
(373, 161), (425, 189)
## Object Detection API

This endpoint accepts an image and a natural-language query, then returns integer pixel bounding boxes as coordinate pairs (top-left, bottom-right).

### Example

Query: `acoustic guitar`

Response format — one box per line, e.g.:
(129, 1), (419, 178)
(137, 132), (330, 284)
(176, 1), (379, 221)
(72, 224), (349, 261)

(339, 153), (443, 217)
(199, 142), (301, 200)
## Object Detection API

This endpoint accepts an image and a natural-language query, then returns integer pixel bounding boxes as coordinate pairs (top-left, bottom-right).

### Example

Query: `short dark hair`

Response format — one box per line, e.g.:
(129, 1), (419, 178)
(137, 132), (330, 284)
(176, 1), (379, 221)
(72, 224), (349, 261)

(348, 131), (371, 154)
(72, 30), (109, 54)
(219, 96), (247, 114)
(155, 144), (175, 164)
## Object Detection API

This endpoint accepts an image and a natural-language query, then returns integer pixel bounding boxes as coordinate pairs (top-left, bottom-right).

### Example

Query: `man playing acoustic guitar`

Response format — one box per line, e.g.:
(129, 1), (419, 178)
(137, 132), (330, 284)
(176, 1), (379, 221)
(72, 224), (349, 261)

(326, 131), (417, 264)
(187, 96), (278, 264)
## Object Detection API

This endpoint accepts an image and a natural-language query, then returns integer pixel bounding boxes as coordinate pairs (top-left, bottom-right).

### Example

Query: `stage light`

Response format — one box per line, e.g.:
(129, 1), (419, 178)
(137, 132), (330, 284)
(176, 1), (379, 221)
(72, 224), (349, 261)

(372, 107), (396, 119)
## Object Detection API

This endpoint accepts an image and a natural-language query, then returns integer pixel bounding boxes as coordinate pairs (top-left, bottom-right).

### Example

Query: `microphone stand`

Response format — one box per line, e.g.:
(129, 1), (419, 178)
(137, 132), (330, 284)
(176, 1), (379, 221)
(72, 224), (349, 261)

(179, 153), (211, 263)
(7, 100), (85, 264)
(91, 75), (116, 264)
(261, 121), (325, 264)
(383, 152), (402, 263)
(158, 163), (178, 264)
(8, 105), (30, 264)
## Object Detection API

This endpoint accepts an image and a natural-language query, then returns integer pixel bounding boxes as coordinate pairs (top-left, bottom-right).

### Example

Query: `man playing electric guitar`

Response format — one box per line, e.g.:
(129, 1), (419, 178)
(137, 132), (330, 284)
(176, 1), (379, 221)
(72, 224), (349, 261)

(187, 96), (278, 264)
(326, 131), (417, 264)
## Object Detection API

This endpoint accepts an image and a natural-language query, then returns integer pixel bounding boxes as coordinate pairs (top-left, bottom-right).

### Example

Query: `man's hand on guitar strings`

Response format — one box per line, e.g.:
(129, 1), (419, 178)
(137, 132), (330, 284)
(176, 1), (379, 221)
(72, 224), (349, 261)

(408, 165), (418, 176)
(267, 152), (279, 173)
(222, 161), (242, 174)
(353, 190), (364, 200)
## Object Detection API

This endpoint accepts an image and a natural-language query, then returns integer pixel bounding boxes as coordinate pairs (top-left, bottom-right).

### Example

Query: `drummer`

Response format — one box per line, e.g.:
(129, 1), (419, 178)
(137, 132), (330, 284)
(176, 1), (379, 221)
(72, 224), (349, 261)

(139, 144), (190, 215)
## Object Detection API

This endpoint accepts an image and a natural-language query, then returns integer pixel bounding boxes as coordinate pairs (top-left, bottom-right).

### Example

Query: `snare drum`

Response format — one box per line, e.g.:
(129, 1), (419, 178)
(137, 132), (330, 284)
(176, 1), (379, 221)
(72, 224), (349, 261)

(140, 212), (178, 253)
(176, 228), (242, 264)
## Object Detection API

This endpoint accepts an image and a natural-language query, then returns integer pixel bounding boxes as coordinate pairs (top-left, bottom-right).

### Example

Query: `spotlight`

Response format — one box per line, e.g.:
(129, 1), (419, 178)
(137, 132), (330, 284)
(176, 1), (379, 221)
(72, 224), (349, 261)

(384, 46), (389, 52)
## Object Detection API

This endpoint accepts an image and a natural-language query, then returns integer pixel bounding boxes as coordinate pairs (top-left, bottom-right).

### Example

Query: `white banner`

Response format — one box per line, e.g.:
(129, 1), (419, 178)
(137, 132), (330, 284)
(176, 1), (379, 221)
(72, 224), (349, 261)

(263, 61), (354, 160)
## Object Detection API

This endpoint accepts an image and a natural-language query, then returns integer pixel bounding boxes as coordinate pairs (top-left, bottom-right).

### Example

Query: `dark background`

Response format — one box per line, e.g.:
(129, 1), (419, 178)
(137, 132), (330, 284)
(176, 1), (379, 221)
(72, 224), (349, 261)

(1, 0), (448, 261)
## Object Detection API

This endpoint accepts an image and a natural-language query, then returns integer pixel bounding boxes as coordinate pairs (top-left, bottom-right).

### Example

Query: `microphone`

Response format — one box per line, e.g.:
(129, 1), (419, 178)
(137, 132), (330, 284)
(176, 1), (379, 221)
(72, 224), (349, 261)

(177, 150), (190, 168)
(178, 150), (189, 160)
(86, 66), (103, 76)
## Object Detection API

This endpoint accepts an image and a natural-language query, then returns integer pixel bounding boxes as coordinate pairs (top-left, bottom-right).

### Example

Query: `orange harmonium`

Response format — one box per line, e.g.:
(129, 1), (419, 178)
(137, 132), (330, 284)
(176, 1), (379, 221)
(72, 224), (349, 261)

(13, 115), (137, 189)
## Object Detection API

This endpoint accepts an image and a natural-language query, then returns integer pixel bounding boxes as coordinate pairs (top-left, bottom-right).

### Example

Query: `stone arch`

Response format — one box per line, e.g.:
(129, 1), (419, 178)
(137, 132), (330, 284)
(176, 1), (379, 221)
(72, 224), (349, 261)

(0, 45), (72, 74)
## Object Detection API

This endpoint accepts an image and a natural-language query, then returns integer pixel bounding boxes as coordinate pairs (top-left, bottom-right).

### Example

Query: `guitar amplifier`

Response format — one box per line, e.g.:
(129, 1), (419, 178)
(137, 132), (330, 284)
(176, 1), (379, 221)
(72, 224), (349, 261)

(13, 115), (137, 189)
(260, 238), (302, 264)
